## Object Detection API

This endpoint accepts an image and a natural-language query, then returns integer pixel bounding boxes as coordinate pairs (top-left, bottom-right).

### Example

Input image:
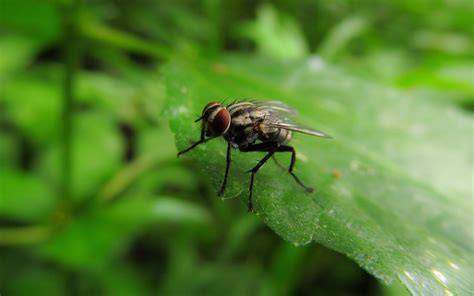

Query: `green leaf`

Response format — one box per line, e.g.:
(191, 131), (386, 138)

(317, 16), (368, 60)
(162, 56), (473, 295)
(77, 71), (137, 116)
(1, 265), (66, 296)
(76, 69), (166, 124)
(0, 35), (42, 77)
(161, 262), (264, 296)
(0, 77), (61, 145)
(0, 0), (60, 42)
(239, 4), (308, 60)
(39, 196), (210, 270)
(0, 130), (18, 168)
(38, 113), (122, 200)
(396, 60), (474, 96)
(97, 264), (150, 296)
(0, 168), (56, 221)
(104, 196), (211, 225)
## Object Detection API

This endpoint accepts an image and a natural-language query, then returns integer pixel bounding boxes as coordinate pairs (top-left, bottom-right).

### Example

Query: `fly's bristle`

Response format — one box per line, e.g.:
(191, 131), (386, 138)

(220, 97), (231, 106)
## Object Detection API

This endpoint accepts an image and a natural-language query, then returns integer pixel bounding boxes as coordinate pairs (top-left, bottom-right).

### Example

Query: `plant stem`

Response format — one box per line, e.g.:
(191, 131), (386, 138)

(97, 157), (178, 203)
(61, 0), (81, 201)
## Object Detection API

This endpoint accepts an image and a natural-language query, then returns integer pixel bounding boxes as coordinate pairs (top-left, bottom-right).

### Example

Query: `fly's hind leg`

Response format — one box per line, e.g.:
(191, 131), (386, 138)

(277, 145), (313, 193)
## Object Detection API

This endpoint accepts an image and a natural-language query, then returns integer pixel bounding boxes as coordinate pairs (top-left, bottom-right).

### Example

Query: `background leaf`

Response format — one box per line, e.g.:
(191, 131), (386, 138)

(239, 4), (309, 60)
(163, 56), (473, 295)
(0, 168), (56, 221)
(38, 113), (122, 201)
(39, 196), (210, 270)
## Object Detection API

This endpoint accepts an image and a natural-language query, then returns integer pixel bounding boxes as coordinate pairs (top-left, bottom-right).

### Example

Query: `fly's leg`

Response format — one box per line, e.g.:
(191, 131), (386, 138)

(240, 142), (279, 211)
(218, 141), (232, 196)
(177, 129), (208, 156)
(278, 145), (313, 193)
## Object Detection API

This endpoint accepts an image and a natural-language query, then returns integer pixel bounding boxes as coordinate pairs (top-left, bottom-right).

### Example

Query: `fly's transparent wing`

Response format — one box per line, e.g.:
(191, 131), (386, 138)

(252, 100), (331, 138)
(253, 100), (298, 117)
(262, 122), (332, 138)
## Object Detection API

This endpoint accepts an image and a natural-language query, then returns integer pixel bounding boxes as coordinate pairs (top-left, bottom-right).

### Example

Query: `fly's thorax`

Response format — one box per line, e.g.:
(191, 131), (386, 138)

(225, 102), (263, 148)
(202, 102), (231, 137)
(225, 124), (258, 148)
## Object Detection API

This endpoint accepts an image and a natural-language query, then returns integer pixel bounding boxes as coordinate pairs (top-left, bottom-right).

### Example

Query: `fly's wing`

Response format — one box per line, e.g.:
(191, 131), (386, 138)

(262, 122), (332, 138)
(253, 100), (331, 138)
(253, 101), (298, 117)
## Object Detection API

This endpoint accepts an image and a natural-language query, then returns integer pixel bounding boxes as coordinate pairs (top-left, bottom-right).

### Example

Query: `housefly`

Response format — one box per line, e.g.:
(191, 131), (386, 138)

(177, 101), (331, 211)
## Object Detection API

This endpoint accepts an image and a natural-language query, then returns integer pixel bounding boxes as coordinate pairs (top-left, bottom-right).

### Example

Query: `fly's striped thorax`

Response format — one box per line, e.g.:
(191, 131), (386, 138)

(225, 102), (259, 148)
(228, 102), (269, 125)
(228, 102), (256, 120)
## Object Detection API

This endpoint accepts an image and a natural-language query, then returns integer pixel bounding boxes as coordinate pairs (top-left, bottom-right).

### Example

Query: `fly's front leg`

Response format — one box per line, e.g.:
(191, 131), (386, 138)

(177, 129), (208, 156)
(240, 142), (279, 211)
(218, 141), (232, 196)
(278, 145), (313, 192)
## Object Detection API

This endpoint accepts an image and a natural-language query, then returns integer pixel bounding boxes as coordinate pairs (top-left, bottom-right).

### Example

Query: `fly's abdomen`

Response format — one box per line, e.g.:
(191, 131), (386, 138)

(260, 125), (292, 144)
(277, 128), (292, 144)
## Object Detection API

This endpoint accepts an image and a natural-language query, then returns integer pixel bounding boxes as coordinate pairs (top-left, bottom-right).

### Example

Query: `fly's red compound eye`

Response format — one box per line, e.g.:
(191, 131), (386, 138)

(211, 108), (231, 135)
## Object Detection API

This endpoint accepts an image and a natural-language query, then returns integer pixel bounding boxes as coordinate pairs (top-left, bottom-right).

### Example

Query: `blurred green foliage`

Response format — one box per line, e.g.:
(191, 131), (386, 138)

(0, 0), (472, 295)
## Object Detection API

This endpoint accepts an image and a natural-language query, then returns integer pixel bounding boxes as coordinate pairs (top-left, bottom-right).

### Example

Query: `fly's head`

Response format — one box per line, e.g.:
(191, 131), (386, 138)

(197, 102), (231, 137)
